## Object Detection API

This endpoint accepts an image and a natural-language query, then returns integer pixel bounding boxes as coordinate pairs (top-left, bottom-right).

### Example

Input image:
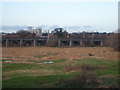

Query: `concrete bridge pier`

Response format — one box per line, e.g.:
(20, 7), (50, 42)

(90, 40), (93, 47)
(80, 40), (83, 47)
(33, 40), (36, 46)
(69, 40), (72, 46)
(20, 40), (23, 46)
(38, 42), (41, 46)
(6, 39), (8, 47)
(58, 39), (61, 46)
(101, 40), (103, 46)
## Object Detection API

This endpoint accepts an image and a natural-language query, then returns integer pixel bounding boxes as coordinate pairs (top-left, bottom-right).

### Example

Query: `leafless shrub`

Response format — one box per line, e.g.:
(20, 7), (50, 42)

(56, 71), (102, 88)
(48, 35), (58, 46)
(16, 30), (34, 38)
(106, 33), (120, 51)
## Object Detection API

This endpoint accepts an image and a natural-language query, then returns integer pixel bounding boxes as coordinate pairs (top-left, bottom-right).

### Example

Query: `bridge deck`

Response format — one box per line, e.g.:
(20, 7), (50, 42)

(2, 38), (106, 41)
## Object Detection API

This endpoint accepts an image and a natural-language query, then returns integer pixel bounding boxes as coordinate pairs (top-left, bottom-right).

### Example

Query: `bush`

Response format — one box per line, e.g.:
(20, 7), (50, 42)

(106, 33), (120, 51)
(56, 71), (102, 88)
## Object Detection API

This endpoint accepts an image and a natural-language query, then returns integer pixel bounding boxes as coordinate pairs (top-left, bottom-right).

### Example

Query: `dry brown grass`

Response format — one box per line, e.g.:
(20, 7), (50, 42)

(2, 46), (119, 63)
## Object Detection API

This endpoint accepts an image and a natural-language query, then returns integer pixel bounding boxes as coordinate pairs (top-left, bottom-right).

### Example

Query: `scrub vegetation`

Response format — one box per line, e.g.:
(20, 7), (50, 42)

(2, 47), (119, 88)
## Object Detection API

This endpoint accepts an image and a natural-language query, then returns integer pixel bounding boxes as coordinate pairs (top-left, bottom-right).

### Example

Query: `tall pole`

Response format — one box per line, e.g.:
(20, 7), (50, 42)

(91, 31), (94, 46)
(47, 30), (49, 46)
(82, 31), (84, 47)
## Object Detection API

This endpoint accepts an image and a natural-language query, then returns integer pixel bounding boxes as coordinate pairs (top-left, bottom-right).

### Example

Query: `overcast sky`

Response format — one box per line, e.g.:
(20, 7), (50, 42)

(0, 0), (119, 32)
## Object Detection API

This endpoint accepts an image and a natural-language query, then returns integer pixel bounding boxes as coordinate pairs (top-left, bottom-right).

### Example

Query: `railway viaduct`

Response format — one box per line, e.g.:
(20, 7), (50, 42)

(2, 38), (106, 47)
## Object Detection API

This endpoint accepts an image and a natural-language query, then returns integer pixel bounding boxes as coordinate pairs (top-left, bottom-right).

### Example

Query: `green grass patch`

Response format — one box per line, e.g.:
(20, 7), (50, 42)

(29, 60), (54, 63)
(2, 71), (118, 88)
(2, 61), (66, 72)
(29, 60), (40, 63)
(2, 63), (38, 72)
(2, 73), (74, 88)
(2, 58), (119, 88)
(53, 59), (67, 63)
(4, 57), (12, 58)
(29, 59), (67, 64)
(100, 76), (119, 88)
(73, 58), (118, 76)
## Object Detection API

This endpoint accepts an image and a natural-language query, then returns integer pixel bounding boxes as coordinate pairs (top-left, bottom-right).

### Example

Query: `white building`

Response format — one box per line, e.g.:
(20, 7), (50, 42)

(28, 26), (33, 31)
(27, 26), (42, 37)
(34, 28), (42, 37)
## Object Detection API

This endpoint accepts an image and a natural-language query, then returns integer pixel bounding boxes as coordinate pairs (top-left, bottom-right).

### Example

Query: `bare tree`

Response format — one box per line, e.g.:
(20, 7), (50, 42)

(48, 35), (58, 46)
(106, 33), (120, 51)
(49, 28), (68, 46)
(16, 30), (33, 38)
(53, 28), (68, 38)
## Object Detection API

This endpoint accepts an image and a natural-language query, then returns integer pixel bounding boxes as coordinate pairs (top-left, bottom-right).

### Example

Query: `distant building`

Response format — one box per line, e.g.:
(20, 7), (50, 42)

(27, 26), (42, 37)
(34, 28), (42, 37)
(28, 26), (33, 31)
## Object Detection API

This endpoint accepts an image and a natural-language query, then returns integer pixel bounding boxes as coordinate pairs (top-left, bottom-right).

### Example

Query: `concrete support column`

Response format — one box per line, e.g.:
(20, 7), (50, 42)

(6, 39), (8, 47)
(80, 40), (83, 47)
(33, 40), (36, 46)
(91, 40), (93, 47)
(101, 40), (103, 46)
(38, 42), (41, 46)
(20, 39), (23, 46)
(46, 40), (49, 46)
(82, 41), (84, 47)
(69, 40), (72, 46)
(58, 39), (61, 46)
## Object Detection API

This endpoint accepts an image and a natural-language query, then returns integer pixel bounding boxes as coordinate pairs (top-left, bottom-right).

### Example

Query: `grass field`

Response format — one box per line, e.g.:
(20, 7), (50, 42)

(2, 47), (119, 88)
